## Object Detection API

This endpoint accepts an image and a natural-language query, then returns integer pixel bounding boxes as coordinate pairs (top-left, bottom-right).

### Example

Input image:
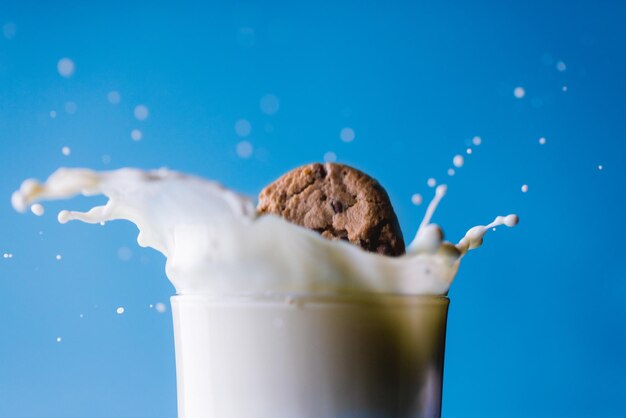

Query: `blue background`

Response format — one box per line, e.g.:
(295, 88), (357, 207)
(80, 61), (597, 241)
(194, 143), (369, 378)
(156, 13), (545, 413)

(1, 1), (625, 417)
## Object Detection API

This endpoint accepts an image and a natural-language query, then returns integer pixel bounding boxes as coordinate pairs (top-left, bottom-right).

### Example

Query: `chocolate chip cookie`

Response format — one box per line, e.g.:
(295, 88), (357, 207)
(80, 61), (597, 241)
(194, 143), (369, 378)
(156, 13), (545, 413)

(257, 163), (405, 256)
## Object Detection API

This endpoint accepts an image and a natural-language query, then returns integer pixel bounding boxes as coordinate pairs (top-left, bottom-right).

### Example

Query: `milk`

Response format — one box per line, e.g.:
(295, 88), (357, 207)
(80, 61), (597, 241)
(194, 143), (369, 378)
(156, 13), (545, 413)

(12, 167), (517, 418)
(172, 294), (449, 418)
(12, 167), (517, 296)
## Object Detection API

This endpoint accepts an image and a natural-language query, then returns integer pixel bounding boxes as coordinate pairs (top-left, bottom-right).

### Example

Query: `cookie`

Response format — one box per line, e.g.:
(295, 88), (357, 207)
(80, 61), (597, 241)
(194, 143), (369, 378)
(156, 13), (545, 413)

(257, 163), (405, 256)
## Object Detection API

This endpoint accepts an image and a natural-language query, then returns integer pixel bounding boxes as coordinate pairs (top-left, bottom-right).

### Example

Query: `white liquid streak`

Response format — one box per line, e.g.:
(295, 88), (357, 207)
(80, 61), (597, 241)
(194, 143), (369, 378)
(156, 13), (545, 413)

(417, 185), (447, 234)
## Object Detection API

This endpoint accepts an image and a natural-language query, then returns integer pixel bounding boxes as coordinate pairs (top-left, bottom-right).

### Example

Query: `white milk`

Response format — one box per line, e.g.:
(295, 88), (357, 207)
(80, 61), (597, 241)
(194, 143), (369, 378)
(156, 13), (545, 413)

(12, 167), (517, 296)
(171, 294), (449, 418)
(12, 167), (518, 418)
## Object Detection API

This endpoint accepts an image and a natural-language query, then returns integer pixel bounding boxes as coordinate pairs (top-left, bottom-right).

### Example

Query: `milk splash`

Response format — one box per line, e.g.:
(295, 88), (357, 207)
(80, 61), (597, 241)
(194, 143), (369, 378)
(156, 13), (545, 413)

(12, 167), (517, 296)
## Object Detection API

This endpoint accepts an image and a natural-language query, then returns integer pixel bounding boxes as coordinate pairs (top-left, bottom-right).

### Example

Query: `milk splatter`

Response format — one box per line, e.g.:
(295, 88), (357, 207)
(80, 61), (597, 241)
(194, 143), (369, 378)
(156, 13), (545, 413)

(456, 214), (519, 254)
(12, 168), (517, 296)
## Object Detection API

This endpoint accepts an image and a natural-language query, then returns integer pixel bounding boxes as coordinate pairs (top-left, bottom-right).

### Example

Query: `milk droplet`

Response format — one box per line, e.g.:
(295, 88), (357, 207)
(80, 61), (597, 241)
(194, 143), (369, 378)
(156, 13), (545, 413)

(411, 193), (423, 205)
(79, 313), (84, 318)
(57, 58), (75, 78)
(260, 94), (280, 115)
(466, 148), (473, 155)
(323, 151), (337, 163)
(61, 146), (71, 156)
(562, 86), (568, 92)
(521, 184), (529, 193)
(339, 127), (355, 143)
(134, 105), (149, 121)
(49, 110), (57, 119)
(539, 137), (546, 145)
(514, 87), (526, 99)
(236, 141), (253, 158)
(556, 61), (567, 72)
(116, 307), (125, 315)
(504, 214), (519, 227)
(117, 246), (132, 261)
(31, 204), (44, 216)
(56, 337), (62, 343)
(427, 178), (437, 188)
(65, 102), (77, 114)
(598, 165), (603, 171)
(2, 22), (17, 39)
(107, 91), (121, 104)
(155, 302), (166, 313)
(131, 129), (143, 141)
(234, 119), (252, 137)
(55, 254), (62, 260)
(452, 155), (464, 168)
(472, 136), (482, 146)
(447, 168), (455, 176)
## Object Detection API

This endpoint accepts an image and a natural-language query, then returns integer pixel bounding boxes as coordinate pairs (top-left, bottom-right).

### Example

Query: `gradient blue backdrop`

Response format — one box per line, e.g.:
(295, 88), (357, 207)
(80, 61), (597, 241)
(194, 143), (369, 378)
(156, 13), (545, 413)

(1, 1), (625, 417)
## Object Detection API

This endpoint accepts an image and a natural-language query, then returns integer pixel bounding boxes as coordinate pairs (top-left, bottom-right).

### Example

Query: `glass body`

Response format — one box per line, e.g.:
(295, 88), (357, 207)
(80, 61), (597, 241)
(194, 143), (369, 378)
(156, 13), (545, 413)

(171, 293), (449, 418)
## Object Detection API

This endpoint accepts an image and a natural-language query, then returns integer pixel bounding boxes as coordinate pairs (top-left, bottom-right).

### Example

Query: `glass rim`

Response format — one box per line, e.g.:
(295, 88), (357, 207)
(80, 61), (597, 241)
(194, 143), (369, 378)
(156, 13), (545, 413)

(171, 292), (449, 307)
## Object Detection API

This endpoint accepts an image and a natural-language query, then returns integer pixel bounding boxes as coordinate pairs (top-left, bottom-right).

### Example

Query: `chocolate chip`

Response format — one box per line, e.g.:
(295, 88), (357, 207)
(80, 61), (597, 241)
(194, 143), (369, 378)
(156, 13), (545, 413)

(331, 200), (344, 213)
(376, 244), (390, 255)
(314, 164), (327, 179)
